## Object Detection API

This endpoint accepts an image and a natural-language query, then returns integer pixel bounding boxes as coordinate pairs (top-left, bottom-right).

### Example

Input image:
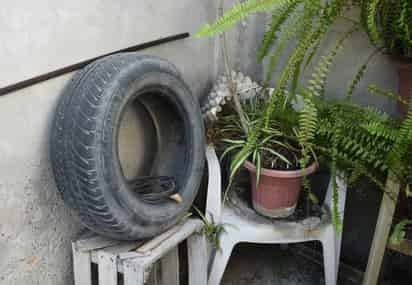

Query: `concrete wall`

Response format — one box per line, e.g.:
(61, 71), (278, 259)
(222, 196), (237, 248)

(0, 1), (262, 284)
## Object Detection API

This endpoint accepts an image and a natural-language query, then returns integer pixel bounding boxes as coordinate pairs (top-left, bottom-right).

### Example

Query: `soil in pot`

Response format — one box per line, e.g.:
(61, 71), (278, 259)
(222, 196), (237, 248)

(244, 161), (318, 218)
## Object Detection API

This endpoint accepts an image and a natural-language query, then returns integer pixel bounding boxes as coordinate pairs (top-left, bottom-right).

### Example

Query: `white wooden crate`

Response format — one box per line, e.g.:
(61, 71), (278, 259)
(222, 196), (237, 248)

(72, 219), (207, 285)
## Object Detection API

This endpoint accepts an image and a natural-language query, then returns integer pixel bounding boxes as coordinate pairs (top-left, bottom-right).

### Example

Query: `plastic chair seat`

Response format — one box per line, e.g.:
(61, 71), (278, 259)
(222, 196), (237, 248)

(205, 146), (347, 285)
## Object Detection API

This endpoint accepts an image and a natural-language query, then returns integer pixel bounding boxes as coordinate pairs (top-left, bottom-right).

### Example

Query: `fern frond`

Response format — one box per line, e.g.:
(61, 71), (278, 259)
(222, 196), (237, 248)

(298, 93), (318, 151)
(390, 220), (412, 245)
(331, 142), (343, 232)
(347, 49), (379, 100)
(364, 0), (383, 46)
(388, 96), (412, 168)
(264, 9), (306, 83)
(257, 0), (302, 62)
(361, 121), (399, 142)
(368, 84), (409, 105)
(361, 0), (412, 58)
(196, 0), (294, 37)
(307, 26), (357, 99)
(263, 0), (346, 126)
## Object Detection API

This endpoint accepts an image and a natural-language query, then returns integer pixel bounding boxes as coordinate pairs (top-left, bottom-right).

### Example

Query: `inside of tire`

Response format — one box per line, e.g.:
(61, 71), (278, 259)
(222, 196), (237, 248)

(117, 88), (188, 203)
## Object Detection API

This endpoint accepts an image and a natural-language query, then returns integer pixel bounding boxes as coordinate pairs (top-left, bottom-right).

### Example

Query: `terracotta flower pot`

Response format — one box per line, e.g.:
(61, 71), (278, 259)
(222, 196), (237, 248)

(244, 161), (318, 218)
(394, 60), (412, 118)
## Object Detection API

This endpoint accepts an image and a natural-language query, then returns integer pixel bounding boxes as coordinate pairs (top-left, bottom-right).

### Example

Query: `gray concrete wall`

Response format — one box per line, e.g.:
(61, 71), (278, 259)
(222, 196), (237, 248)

(0, 1), (262, 285)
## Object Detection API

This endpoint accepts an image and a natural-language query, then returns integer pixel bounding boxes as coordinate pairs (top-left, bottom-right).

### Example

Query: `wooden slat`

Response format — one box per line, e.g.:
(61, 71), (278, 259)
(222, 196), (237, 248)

(72, 219), (204, 285)
(119, 219), (202, 263)
(98, 251), (118, 285)
(160, 247), (180, 285)
(363, 174), (401, 285)
(72, 243), (92, 285)
(147, 262), (161, 285)
(136, 224), (183, 254)
(123, 260), (145, 285)
(187, 233), (208, 285)
(76, 235), (121, 252)
(91, 241), (142, 266)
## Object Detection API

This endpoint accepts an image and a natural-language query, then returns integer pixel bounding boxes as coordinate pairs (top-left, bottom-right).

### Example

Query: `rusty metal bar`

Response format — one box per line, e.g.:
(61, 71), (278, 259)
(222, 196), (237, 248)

(0, 32), (190, 97)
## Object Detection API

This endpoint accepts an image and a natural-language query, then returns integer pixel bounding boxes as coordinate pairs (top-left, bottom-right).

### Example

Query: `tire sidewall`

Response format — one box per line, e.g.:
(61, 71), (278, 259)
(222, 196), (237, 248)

(96, 60), (204, 237)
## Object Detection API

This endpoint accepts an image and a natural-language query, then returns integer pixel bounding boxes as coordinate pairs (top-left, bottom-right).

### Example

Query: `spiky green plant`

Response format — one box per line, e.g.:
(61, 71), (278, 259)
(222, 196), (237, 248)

(192, 206), (228, 250)
(214, 96), (297, 187)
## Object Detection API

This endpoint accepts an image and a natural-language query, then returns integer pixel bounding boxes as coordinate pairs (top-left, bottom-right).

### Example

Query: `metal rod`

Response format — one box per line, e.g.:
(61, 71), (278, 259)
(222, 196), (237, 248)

(0, 32), (190, 97)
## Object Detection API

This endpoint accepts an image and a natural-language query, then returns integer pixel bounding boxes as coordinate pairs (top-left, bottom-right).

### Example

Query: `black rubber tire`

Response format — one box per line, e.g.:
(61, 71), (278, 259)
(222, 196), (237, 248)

(50, 54), (205, 240)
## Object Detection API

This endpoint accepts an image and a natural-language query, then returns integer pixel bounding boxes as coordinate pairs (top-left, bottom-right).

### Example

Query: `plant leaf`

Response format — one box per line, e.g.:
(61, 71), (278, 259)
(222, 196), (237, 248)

(261, 147), (292, 165)
(220, 144), (243, 161)
(255, 151), (262, 187)
(230, 147), (252, 181)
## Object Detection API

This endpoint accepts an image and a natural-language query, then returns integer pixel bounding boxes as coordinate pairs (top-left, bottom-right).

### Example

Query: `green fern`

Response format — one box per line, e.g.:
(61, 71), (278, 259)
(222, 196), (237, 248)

(316, 100), (394, 190)
(390, 219), (412, 246)
(307, 26), (357, 99)
(361, 121), (399, 142)
(331, 135), (343, 232)
(365, 0), (383, 46)
(361, 0), (412, 58)
(368, 84), (409, 105)
(196, 0), (295, 38)
(257, 0), (302, 62)
(346, 50), (379, 100)
(263, 0), (346, 127)
(388, 96), (412, 169)
(264, 9), (306, 83)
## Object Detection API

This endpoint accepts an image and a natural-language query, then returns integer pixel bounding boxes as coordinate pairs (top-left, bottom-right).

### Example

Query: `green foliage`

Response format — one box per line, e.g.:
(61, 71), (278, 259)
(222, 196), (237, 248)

(196, 0), (295, 38)
(361, 0), (412, 58)
(390, 219), (412, 245)
(197, 2), (352, 196)
(346, 50), (379, 100)
(331, 145), (343, 233)
(198, 0), (412, 237)
(193, 206), (227, 250)
(368, 84), (409, 105)
(257, 0), (302, 62)
(216, 96), (297, 187)
(313, 96), (411, 230)
(387, 97), (412, 180)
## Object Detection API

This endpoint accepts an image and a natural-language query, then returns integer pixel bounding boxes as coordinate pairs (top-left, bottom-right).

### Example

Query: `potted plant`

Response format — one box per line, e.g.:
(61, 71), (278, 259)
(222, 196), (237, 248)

(212, 95), (318, 218)
(199, 0), (352, 219)
(361, 0), (412, 116)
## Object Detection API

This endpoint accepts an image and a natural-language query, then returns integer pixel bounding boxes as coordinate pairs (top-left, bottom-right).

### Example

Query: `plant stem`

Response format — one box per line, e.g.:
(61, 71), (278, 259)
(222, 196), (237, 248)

(219, 0), (249, 135)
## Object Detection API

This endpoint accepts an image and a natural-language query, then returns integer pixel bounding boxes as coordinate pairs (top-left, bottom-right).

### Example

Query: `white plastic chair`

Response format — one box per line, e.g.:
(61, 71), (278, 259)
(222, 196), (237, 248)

(205, 145), (347, 285)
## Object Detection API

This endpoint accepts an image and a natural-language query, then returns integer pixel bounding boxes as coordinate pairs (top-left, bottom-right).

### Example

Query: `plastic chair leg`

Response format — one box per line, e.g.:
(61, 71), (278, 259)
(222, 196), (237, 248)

(208, 236), (236, 285)
(321, 228), (337, 285)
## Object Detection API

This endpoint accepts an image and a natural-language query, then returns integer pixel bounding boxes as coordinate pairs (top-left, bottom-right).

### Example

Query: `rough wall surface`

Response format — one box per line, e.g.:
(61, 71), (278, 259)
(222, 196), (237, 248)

(0, 1), (262, 284)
